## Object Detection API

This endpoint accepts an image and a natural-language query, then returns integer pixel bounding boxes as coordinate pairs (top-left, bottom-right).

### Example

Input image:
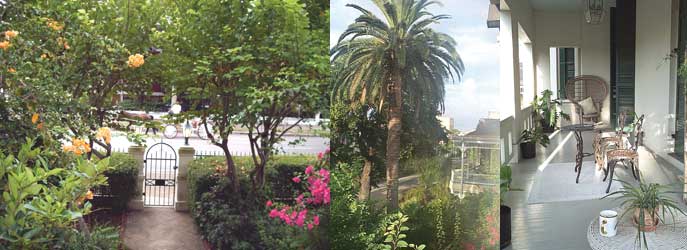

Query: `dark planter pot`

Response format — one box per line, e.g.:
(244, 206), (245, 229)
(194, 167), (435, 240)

(520, 142), (536, 159)
(500, 205), (511, 249)
(540, 120), (555, 133)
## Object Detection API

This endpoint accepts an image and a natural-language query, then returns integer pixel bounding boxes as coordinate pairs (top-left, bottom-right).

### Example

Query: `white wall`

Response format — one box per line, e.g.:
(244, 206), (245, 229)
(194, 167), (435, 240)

(635, 0), (675, 155)
(533, 11), (611, 125)
(501, 0), (536, 163)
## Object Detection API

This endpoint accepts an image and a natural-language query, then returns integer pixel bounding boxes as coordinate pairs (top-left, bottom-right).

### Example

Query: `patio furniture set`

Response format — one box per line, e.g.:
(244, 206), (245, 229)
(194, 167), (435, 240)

(560, 76), (644, 193)
(553, 76), (685, 249)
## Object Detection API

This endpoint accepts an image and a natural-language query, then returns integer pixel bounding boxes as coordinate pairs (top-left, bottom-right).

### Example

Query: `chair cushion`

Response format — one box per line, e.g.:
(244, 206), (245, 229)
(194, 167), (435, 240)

(579, 97), (598, 114)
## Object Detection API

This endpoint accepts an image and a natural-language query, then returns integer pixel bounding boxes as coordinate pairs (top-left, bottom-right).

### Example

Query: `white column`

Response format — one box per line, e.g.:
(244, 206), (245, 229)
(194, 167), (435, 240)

(175, 146), (195, 212)
(127, 146), (145, 210)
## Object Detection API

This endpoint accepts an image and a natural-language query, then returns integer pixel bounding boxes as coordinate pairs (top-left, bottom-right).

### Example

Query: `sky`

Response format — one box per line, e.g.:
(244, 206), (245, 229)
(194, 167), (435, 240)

(330, 0), (500, 132)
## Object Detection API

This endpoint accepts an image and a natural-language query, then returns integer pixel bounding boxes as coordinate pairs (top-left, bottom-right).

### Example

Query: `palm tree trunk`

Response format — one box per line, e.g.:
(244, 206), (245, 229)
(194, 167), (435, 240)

(386, 67), (403, 210)
(358, 148), (374, 201)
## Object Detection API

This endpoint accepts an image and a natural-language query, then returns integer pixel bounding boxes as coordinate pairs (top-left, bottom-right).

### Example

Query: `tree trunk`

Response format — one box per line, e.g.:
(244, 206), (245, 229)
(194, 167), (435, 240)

(385, 66), (403, 210)
(222, 145), (240, 193)
(358, 148), (373, 201)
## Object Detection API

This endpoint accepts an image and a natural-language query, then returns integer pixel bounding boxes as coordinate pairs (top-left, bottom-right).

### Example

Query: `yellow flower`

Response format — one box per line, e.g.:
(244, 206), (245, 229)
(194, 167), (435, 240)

(127, 54), (145, 68)
(7, 68), (15, 73)
(85, 190), (94, 200)
(31, 113), (39, 124)
(96, 127), (112, 144)
(57, 37), (69, 50)
(0, 41), (10, 51)
(4, 30), (18, 40)
(40, 53), (47, 59)
(47, 19), (64, 31)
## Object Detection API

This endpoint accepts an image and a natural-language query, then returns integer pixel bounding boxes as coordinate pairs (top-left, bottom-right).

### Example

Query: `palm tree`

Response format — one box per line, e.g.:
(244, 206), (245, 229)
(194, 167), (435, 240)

(331, 0), (464, 209)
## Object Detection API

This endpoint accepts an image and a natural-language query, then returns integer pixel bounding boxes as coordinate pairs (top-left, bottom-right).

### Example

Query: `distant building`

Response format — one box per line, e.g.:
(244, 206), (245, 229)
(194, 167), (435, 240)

(437, 116), (454, 130)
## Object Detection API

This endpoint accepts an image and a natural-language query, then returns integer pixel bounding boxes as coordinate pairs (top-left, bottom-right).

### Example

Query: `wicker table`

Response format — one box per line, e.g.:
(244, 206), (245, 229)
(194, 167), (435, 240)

(561, 124), (596, 183)
(587, 207), (687, 250)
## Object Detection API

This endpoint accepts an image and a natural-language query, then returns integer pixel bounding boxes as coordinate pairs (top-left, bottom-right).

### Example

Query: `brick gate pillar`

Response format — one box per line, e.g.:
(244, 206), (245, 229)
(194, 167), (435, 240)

(176, 146), (195, 212)
(127, 145), (145, 210)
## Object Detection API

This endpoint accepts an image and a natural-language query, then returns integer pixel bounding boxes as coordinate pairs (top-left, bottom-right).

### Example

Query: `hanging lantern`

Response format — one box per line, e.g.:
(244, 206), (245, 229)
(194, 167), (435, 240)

(585, 0), (605, 25)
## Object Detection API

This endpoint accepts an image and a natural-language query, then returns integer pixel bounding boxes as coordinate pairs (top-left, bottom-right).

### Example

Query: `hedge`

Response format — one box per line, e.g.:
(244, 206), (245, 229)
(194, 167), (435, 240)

(188, 155), (316, 208)
(92, 153), (138, 212)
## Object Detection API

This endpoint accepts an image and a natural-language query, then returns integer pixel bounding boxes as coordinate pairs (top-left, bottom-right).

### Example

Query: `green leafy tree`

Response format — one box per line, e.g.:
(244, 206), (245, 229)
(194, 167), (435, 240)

(157, 0), (328, 192)
(331, 0), (464, 209)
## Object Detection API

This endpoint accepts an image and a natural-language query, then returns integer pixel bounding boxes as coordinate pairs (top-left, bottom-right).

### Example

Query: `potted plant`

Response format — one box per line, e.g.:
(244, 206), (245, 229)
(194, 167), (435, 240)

(532, 90), (570, 133)
(500, 164), (522, 249)
(603, 180), (685, 249)
(518, 127), (549, 159)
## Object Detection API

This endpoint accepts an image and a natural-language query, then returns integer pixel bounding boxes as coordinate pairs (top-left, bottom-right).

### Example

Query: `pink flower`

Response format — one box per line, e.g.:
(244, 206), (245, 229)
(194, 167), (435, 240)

(296, 209), (307, 227)
(266, 200), (273, 207)
(292, 176), (301, 183)
(313, 215), (320, 225)
(307, 223), (314, 230)
(325, 147), (330, 153)
(305, 165), (314, 175)
(317, 152), (323, 160)
(269, 209), (279, 218)
(296, 194), (304, 204)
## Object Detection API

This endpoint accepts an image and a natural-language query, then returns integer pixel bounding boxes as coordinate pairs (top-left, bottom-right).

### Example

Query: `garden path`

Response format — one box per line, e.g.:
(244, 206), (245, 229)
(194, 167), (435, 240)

(122, 207), (205, 250)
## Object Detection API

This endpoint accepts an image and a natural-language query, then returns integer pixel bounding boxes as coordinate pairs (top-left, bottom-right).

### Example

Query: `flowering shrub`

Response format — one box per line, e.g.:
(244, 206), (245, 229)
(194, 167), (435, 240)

(267, 150), (330, 230)
(0, 138), (110, 249)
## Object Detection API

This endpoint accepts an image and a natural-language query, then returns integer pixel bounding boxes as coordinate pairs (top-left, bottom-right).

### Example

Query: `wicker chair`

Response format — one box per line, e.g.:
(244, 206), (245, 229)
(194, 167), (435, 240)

(565, 75), (608, 124)
(603, 114), (644, 193)
(593, 112), (628, 170)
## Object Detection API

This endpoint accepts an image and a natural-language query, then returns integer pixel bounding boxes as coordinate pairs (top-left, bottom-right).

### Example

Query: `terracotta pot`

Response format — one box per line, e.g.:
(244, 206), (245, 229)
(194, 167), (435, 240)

(632, 208), (659, 232)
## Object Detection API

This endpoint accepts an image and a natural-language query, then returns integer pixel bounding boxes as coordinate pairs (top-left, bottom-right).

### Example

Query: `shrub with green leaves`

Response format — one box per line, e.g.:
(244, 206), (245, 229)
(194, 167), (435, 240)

(188, 154), (321, 249)
(91, 153), (138, 212)
(0, 139), (109, 249)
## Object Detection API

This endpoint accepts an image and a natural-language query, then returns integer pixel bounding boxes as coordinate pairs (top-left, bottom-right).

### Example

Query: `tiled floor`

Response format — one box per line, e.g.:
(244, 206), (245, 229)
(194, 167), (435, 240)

(503, 131), (685, 250)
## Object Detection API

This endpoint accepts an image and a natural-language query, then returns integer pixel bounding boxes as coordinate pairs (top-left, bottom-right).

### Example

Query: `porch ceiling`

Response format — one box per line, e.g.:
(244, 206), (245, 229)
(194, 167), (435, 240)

(529, 0), (617, 11)
(529, 0), (582, 11)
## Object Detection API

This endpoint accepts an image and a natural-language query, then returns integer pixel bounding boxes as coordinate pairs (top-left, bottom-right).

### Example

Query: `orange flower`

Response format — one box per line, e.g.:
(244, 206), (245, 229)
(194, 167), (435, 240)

(96, 127), (112, 144)
(37, 122), (44, 130)
(7, 68), (15, 73)
(4, 30), (18, 40)
(127, 54), (145, 68)
(85, 190), (94, 200)
(46, 19), (64, 31)
(63, 137), (91, 155)
(0, 41), (10, 51)
(31, 113), (39, 124)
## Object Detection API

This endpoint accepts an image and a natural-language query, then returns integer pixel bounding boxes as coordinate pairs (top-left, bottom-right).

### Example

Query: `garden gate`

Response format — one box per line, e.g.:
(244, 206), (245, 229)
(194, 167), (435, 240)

(143, 142), (178, 206)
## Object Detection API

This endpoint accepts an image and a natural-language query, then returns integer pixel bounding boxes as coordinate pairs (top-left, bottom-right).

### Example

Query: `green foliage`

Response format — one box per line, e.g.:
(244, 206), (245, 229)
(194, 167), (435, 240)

(155, 0), (328, 191)
(519, 128), (550, 147)
(532, 90), (570, 127)
(329, 161), (386, 249)
(188, 155), (316, 207)
(189, 155), (323, 250)
(330, 102), (387, 185)
(603, 180), (686, 249)
(60, 224), (121, 250)
(96, 153), (137, 212)
(0, 139), (109, 249)
(379, 213), (425, 250)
